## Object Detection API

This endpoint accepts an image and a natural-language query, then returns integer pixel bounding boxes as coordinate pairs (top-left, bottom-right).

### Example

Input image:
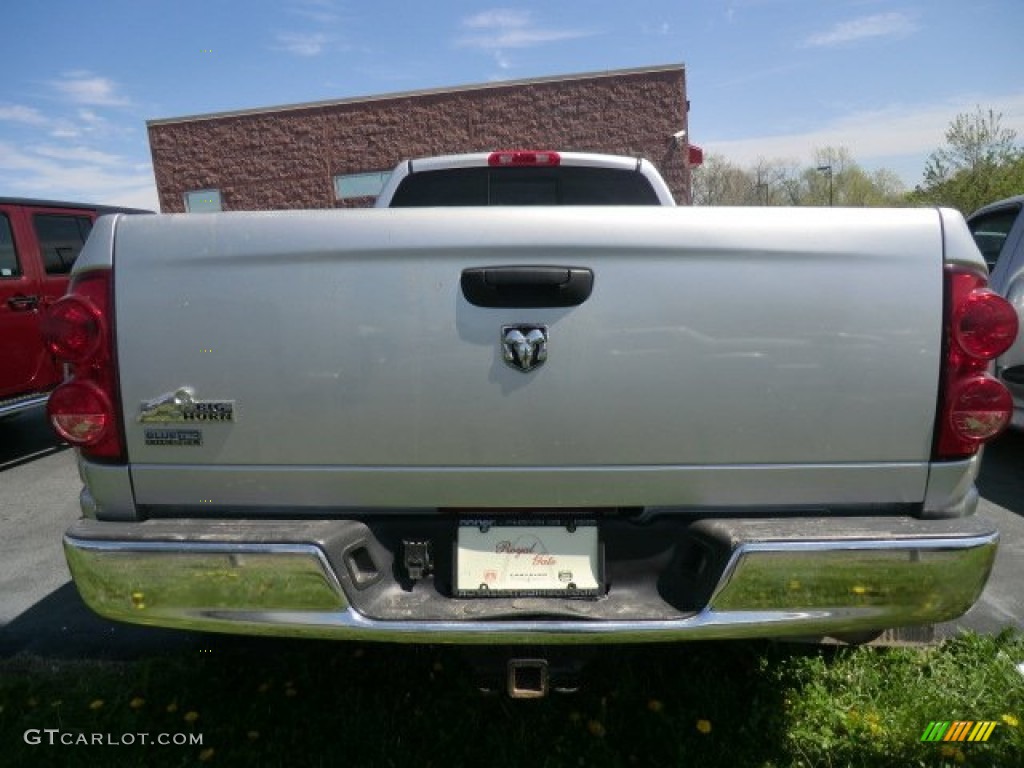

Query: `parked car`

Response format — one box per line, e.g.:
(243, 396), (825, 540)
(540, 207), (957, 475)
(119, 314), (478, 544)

(0, 198), (149, 419)
(967, 195), (1024, 429)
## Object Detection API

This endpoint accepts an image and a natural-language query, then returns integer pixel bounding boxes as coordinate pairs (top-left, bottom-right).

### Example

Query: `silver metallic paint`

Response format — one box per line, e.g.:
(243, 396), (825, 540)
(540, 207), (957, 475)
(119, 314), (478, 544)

(107, 207), (949, 509)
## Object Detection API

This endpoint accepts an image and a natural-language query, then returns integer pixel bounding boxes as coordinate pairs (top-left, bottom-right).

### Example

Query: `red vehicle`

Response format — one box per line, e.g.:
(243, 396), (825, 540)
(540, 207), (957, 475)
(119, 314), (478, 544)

(0, 198), (149, 418)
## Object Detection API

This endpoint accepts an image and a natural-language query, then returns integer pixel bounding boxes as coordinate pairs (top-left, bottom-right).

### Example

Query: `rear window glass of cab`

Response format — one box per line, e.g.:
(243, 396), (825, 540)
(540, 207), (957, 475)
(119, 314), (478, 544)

(389, 166), (661, 206)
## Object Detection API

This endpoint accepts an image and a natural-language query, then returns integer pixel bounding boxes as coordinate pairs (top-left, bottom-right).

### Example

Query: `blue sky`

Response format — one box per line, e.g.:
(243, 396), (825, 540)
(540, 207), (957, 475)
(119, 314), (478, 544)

(2, 0), (1022, 209)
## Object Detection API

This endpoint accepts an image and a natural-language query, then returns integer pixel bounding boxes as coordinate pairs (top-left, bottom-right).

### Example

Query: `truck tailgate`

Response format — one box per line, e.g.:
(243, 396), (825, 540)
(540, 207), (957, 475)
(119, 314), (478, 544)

(112, 207), (943, 509)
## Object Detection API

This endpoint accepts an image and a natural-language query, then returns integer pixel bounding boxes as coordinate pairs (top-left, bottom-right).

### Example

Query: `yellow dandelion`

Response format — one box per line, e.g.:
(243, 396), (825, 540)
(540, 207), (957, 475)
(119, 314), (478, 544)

(1002, 714), (1019, 728)
(166, 701), (178, 714)
(587, 720), (606, 738)
(129, 697), (145, 710)
(851, 585), (868, 596)
(647, 699), (664, 713)
(183, 710), (199, 724)
(89, 699), (104, 711)
(247, 730), (260, 741)
(199, 747), (215, 762)
(696, 719), (712, 735)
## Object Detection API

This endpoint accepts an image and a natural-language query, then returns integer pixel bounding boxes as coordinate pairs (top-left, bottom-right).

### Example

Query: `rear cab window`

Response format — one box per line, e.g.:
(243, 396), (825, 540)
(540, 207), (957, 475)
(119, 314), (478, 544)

(389, 167), (663, 207)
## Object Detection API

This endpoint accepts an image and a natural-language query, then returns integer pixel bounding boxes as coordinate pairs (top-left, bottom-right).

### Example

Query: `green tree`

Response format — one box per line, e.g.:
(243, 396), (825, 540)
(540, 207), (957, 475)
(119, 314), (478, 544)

(691, 153), (754, 205)
(910, 107), (1023, 213)
(925, 107), (1019, 183)
(691, 148), (903, 207)
(799, 147), (904, 207)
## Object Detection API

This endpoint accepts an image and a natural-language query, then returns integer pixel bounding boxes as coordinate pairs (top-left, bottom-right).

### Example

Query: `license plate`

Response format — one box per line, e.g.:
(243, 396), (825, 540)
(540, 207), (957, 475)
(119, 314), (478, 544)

(455, 520), (602, 597)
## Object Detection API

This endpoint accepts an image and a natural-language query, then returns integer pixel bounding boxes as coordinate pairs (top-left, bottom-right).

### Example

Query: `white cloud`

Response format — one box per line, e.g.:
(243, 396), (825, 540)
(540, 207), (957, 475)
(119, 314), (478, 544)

(642, 22), (670, 36)
(77, 108), (104, 124)
(457, 9), (594, 50)
(803, 12), (918, 48)
(463, 9), (530, 30)
(50, 71), (129, 106)
(30, 144), (122, 165)
(0, 104), (79, 138)
(275, 31), (330, 56)
(0, 105), (49, 126)
(701, 92), (1024, 184)
(106, 184), (159, 210)
(0, 141), (157, 209)
(289, 0), (339, 25)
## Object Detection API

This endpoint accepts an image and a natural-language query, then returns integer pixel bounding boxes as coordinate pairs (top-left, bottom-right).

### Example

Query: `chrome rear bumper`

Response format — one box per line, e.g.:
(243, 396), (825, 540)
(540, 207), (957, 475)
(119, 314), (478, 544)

(63, 516), (998, 644)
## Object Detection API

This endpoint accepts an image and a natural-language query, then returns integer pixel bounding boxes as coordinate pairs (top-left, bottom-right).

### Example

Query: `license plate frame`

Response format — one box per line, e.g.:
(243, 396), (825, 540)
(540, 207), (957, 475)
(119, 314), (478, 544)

(454, 519), (603, 598)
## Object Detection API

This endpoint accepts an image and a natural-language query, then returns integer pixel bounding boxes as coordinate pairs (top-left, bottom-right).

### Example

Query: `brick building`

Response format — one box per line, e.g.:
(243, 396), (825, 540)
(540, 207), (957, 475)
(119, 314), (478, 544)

(147, 64), (694, 212)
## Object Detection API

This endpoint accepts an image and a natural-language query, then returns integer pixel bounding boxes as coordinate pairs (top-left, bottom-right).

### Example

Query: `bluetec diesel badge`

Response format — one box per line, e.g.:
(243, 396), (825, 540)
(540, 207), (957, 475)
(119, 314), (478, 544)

(144, 429), (202, 447)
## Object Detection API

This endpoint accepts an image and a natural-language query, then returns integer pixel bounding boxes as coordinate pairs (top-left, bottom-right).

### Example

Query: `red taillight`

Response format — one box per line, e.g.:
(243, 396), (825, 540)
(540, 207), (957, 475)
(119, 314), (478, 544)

(953, 288), (1018, 359)
(948, 376), (1014, 441)
(41, 294), (104, 363)
(48, 380), (112, 445)
(935, 267), (1019, 459)
(44, 270), (124, 462)
(488, 150), (561, 168)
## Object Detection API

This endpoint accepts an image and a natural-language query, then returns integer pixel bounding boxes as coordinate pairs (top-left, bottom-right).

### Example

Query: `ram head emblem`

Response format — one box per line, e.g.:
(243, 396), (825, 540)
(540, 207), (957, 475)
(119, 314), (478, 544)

(502, 325), (548, 372)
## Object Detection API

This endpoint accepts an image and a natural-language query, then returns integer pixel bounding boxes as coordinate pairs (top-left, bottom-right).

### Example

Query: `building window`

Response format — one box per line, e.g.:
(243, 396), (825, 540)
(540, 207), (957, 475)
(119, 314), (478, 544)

(184, 189), (223, 212)
(33, 214), (93, 274)
(334, 171), (390, 200)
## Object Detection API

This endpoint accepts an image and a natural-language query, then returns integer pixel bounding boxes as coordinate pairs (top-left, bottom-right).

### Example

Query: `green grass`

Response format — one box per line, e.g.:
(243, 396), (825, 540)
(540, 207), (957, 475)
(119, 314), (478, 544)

(1, 631), (1021, 767)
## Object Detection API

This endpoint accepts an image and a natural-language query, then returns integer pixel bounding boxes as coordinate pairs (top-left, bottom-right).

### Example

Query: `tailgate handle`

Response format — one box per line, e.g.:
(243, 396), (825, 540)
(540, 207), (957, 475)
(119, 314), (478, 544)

(461, 266), (593, 308)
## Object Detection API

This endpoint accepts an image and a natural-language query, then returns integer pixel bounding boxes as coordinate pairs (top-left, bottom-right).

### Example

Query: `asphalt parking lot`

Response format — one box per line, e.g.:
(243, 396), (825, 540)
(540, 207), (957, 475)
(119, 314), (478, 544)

(1, 406), (1021, 659)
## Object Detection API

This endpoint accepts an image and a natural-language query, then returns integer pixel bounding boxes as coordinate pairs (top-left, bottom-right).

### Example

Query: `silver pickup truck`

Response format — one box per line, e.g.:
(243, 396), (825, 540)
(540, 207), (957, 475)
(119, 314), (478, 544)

(47, 152), (1017, 694)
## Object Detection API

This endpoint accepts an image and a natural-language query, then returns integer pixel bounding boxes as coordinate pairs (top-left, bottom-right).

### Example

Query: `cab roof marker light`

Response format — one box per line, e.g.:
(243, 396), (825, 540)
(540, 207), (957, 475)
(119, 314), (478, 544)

(488, 151), (561, 168)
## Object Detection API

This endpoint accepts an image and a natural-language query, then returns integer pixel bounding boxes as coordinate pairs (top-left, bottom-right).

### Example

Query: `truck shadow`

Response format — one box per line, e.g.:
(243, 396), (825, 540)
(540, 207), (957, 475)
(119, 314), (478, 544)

(0, 583), (206, 660)
(0, 406), (68, 472)
(0, 585), (797, 766)
(977, 430), (1024, 516)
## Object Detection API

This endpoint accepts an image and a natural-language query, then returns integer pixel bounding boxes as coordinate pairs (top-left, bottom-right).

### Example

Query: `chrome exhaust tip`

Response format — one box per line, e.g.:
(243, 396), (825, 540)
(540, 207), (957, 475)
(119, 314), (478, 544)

(507, 659), (549, 699)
